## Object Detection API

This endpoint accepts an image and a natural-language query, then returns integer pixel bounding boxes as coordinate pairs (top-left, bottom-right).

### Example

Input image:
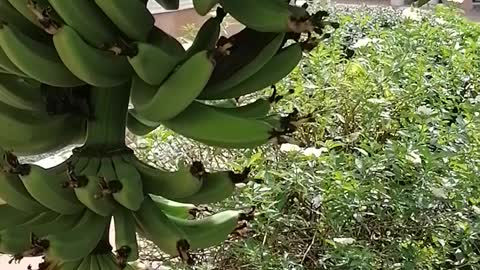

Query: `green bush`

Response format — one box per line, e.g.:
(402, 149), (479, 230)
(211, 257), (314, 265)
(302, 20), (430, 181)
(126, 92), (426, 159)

(137, 5), (480, 270)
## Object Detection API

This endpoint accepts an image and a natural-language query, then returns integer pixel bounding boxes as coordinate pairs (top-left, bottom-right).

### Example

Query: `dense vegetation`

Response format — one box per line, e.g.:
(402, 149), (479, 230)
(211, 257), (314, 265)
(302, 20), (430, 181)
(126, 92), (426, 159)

(135, 5), (480, 269)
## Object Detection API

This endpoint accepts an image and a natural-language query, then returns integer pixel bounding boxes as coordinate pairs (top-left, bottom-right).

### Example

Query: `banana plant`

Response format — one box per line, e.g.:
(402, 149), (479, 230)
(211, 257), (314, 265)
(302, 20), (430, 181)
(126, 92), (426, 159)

(0, 0), (335, 269)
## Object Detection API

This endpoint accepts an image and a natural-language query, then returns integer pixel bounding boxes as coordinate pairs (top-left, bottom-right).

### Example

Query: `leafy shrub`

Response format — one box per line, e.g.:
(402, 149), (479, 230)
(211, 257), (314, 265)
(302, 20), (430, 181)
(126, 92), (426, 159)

(136, 5), (480, 270)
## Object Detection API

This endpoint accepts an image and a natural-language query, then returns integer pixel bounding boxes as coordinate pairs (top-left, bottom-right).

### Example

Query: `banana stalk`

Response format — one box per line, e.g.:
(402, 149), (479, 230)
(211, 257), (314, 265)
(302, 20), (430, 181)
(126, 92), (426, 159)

(82, 84), (130, 150)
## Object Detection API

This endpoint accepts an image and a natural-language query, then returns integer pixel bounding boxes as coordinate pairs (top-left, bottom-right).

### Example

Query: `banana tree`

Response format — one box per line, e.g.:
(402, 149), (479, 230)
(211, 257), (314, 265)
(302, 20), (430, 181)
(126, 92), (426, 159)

(0, 0), (334, 269)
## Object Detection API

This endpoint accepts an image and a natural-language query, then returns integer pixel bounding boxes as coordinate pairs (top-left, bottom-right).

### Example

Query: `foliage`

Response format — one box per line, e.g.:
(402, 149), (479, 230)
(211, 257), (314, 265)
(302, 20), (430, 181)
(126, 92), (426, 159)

(136, 5), (480, 270)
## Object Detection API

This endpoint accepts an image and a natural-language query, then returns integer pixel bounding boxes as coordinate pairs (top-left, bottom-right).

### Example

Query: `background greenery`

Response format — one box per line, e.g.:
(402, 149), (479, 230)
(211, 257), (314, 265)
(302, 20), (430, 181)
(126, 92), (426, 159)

(132, 5), (480, 270)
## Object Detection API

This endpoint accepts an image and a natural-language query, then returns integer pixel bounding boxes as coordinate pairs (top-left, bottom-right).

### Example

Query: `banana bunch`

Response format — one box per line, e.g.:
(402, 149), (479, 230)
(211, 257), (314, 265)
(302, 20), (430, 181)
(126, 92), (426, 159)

(0, 144), (254, 268)
(0, 0), (335, 268)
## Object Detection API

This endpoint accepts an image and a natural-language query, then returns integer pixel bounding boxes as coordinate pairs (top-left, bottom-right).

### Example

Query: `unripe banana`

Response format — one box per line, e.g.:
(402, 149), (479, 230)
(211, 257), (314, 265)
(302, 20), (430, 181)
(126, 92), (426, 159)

(0, 227), (31, 254)
(127, 155), (203, 200)
(57, 259), (83, 270)
(128, 108), (161, 128)
(0, 204), (32, 230)
(133, 196), (191, 259)
(95, 0), (154, 41)
(0, 47), (26, 77)
(210, 98), (272, 119)
(6, 0), (47, 28)
(89, 254), (101, 270)
(127, 42), (183, 85)
(134, 50), (215, 122)
(147, 26), (186, 58)
(70, 156), (90, 176)
(31, 210), (85, 238)
(153, 0), (180, 10)
(184, 10), (225, 59)
(178, 170), (249, 204)
(0, 0), (49, 42)
(0, 74), (44, 111)
(193, 0), (219, 16)
(0, 157), (46, 212)
(18, 210), (59, 228)
(167, 210), (246, 249)
(73, 158), (115, 216)
(47, 0), (119, 47)
(76, 257), (91, 270)
(53, 25), (132, 87)
(150, 194), (198, 219)
(44, 210), (110, 262)
(18, 163), (84, 214)
(126, 110), (158, 136)
(0, 101), (86, 155)
(96, 254), (120, 270)
(199, 31), (285, 99)
(161, 101), (281, 149)
(111, 155), (144, 211)
(0, 23), (84, 87)
(113, 206), (139, 263)
(220, 0), (310, 33)
(201, 42), (303, 100)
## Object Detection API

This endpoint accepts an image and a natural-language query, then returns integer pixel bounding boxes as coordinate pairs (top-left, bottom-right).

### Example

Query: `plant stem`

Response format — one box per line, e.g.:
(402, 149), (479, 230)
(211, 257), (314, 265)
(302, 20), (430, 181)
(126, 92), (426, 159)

(83, 84), (130, 150)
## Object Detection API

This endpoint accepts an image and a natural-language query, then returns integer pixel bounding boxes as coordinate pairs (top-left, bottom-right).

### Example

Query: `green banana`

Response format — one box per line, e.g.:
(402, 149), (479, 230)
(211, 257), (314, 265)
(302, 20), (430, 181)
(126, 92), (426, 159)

(96, 254), (119, 270)
(210, 98), (272, 119)
(150, 194), (198, 219)
(178, 170), (248, 204)
(127, 42), (183, 85)
(134, 50), (215, 122)
(193, 0), (219, 16)
(0, 227), (32, 255)
(168, 210), (245, 249)
(126, 110), (158, 136)
(76, 177), (109, 212)
(89, 254), (101, 270)
(127, 155), (203, 200)
(18, 163), (84, 214)
(73, 158), (115, 216)
(0, 159), (46, 212)
(154, 0), (180, 10)
(129, 75), (157, 110)
(219, 0), (310, 33)
(147, 26), (186, 58)
(70, 156), (90, 176)
(95, 0), (154, 41)
(113, 206), (139, 263)
(6, 0), (45, 28)
(47, 0), (119, 47)
(0, 23), (84, 87)
(133, 196), (191, 258)
(201, 42), (303, 100)
(111, 155), (144, 211)
(76, 256), (91, 270)
(17, 210), (58, 228)
(128, 108), (160, 127)
(199, 31), (285, 99)
(32, 210), (85, 238)
(184, 10), (225, 59)
(53, 25), (132, 87)
(0, 0), (49, 42)
(44, 210), (110, 262)
(0, 101), (85, 155)
(161, 101), (282, 148)
(0, 204), (32, 230)
(57, 259), (83, 270)
(0, 74), (44, 111)
(0, 47), (26, 77)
